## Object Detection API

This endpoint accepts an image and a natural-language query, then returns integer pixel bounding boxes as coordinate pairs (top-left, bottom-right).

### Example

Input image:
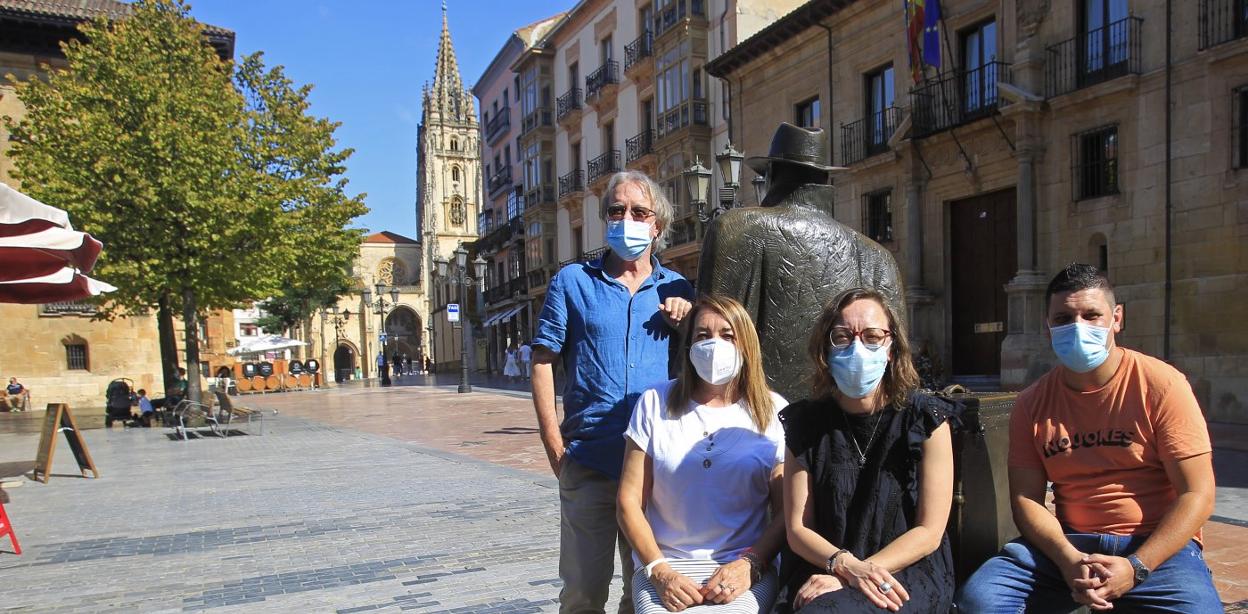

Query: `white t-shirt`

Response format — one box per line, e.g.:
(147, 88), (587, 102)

(625, 380), (787, 564)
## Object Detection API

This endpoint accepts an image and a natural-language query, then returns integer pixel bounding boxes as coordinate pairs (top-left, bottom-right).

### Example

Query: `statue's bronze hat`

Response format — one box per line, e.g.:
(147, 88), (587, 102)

(746, 122), (845, 174)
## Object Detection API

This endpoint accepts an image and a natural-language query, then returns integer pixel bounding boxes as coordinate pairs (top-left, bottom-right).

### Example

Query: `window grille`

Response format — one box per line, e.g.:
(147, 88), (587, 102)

(1073, 125), (1119, 200)
(66, 344), (88, 371)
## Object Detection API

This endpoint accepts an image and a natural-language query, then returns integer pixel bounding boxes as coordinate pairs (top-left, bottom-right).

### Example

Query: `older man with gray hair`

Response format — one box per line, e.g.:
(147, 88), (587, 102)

(532, 170), (695, 613)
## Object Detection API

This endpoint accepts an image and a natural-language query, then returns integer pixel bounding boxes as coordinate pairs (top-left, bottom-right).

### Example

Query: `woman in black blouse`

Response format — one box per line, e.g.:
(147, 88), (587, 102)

(775, 288), (959, 613)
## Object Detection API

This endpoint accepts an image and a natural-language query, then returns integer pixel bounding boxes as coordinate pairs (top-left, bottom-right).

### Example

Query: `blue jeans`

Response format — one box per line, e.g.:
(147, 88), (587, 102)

(955, 534), (1221, 613)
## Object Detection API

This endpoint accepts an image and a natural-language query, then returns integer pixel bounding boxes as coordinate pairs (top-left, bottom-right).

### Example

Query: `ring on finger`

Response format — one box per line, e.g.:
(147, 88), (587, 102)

(878, 581), (892, 593)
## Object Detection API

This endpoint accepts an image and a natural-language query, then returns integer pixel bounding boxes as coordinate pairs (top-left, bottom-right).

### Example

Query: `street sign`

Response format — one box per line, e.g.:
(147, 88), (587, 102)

(447, 303), (461, 323)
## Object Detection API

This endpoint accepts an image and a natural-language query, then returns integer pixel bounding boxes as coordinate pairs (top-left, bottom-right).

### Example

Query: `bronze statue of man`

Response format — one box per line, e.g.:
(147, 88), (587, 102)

(697, 123), (907, 400)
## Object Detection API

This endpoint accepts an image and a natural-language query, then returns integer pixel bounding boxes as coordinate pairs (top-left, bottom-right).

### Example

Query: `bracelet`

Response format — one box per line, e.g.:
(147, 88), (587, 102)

(645, 558), (670, 579)
(825, 549), (850, 576)
(738, 549), (765, 583)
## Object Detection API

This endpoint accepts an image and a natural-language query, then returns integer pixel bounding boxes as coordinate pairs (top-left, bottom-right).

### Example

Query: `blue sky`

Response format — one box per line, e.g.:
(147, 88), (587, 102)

(189, 1), (568, 238)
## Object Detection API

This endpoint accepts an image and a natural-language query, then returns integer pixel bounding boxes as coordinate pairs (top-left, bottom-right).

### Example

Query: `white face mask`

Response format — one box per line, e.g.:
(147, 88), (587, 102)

(688, 338), (742, 386)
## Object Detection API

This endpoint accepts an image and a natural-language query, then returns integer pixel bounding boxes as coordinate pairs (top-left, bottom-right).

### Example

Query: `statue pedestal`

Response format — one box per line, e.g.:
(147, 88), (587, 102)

(1000, 271), (1052, 390)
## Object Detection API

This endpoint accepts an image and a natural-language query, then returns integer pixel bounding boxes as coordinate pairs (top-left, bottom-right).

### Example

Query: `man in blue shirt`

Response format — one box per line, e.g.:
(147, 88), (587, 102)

(533, 170), (694, 614)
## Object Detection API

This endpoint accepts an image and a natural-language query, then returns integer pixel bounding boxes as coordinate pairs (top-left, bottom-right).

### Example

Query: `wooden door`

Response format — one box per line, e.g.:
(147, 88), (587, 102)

(950, 189), (1017, 377)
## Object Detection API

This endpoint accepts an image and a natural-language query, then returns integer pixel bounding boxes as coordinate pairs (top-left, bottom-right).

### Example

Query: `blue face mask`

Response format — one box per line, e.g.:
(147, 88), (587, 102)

(1049, 322), (1111, 373)
(828, 339), (890, 399)
(605, 219), (653, 261)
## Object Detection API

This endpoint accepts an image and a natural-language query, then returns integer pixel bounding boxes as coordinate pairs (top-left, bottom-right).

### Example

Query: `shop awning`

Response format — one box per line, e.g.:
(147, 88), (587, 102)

(483, 303), (526, 327)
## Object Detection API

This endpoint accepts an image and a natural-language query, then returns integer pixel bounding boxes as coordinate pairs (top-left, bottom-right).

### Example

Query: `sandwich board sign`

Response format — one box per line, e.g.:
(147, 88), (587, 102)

(447, 303), (460, 323)
(32, 404), (99, 483)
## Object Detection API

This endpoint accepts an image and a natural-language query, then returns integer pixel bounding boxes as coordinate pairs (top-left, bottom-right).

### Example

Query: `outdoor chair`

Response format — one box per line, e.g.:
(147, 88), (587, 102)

(212, 390), (264, 436)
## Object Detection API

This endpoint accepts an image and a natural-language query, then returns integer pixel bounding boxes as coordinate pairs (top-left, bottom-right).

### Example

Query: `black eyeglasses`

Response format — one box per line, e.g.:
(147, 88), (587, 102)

(828, 327), (892, 350)
(606, 204), (656, 221)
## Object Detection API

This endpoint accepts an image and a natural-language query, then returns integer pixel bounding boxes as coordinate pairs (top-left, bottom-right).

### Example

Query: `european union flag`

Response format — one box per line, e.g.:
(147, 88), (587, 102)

(923, 0), (942, 68)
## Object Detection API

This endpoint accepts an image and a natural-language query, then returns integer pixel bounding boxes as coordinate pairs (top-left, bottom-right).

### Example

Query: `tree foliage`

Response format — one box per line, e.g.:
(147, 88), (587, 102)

(4, 0), (366, 396)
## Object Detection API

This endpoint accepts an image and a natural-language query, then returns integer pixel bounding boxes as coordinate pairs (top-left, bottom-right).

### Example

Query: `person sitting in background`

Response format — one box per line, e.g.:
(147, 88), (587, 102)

(776, 288), (959, 613)
(5, 377), (28, 412)
(135, 389), (155, 428)
(618, 295), (788, 613)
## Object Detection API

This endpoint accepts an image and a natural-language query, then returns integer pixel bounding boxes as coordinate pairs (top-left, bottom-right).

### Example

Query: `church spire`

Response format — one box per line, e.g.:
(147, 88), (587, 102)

(427, 0), (471, 123)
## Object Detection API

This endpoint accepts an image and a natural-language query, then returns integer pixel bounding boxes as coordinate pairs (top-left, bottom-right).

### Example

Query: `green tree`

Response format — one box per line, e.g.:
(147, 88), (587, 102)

(5, 0), (365, 401)
(235, 53), (366, 355)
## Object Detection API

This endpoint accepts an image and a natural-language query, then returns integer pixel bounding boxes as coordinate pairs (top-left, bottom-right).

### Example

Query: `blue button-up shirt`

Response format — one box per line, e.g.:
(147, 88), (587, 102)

(533, 255), (694, 478)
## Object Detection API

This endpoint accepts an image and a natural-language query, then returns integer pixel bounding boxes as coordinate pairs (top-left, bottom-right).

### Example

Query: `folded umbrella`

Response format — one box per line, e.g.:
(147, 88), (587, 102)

(0, 267), (117, 304)
(0, 226), (102, 281)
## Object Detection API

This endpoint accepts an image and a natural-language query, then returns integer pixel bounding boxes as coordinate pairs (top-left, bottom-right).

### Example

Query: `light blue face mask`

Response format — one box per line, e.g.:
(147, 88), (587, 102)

(605, 219), (653, 261)
(828, 339), (890, 399)
(1049, 322), (1111, 373)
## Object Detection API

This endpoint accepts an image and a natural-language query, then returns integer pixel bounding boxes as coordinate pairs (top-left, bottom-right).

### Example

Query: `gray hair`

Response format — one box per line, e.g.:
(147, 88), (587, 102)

(601, 170), (673, 250)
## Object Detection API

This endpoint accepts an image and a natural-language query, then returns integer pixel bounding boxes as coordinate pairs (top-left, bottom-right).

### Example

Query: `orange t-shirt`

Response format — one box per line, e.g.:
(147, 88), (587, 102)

(1008, 348), (1211, 536)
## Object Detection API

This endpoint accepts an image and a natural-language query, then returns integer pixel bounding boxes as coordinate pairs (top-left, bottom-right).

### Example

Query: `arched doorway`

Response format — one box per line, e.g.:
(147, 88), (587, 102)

(333, 342), (357, 383)
(384, 306), (424, 364)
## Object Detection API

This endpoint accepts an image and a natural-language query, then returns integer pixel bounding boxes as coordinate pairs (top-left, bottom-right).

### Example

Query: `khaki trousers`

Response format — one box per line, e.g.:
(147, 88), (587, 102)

(558, 457), (634, 614)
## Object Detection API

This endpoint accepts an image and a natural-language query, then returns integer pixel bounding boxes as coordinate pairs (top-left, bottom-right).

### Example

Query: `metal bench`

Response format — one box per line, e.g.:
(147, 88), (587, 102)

(168, 397), (220, 440)
(212, 390), (263, 436)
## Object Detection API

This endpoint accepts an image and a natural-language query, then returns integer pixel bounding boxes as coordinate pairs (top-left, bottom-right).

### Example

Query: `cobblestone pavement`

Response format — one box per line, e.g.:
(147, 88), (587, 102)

(1, 382), (1246, 611)
(0, 390), (627, 613)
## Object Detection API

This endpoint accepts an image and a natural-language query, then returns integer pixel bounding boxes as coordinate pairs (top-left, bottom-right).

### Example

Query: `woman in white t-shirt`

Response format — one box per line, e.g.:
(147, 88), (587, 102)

(618, 294), (788, 613)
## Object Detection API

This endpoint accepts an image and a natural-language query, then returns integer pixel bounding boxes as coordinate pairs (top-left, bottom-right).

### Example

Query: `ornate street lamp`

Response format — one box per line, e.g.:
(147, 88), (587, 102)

(752, 174), (767, 205)
(434, 243), (486, 393)
(715, 142), (744, 190)
(682, 157), (712, 221)
(363, 284), (400, 386)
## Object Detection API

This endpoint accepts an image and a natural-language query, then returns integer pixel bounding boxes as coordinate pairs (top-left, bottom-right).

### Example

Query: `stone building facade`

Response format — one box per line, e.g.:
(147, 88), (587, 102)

(473, 13), (564, 374)
(469, 0), (803, 358)
(0, 1), (235, 411)
(707, 0), (1248, 422)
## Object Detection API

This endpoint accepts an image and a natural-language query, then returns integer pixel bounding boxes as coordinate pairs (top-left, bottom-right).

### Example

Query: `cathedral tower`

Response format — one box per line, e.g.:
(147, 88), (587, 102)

(416, 2), (480, 291)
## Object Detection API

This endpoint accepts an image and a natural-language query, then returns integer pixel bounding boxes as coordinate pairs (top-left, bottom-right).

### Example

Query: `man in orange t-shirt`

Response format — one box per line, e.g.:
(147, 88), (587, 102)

(958, 264), (1219, 612)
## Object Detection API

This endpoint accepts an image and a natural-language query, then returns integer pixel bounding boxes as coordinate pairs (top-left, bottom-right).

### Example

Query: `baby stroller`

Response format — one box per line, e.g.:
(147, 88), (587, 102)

(104, 378), (136, 427)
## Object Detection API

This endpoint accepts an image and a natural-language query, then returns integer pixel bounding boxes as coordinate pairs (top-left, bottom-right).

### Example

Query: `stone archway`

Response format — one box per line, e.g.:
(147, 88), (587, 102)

(333, 341), (358, 383)
(384, 306), (424, 364)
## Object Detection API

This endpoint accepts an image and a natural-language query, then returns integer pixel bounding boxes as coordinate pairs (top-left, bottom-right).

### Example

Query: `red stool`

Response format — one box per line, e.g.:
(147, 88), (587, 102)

(0, 499), (20, 555)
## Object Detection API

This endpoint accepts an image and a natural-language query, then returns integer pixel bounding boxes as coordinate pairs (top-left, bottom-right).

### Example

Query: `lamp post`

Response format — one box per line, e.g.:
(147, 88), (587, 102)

(684, 143), (747, 223)
(326, 306), (351, 382)
(435, 244), (487, 393)
(362, 284), (400, 386)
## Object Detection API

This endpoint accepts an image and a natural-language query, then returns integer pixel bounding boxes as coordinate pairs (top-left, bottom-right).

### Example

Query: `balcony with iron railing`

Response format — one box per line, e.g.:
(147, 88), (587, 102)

(487, 166), (513, 197)
(502, 276), (527, 298)
(587, 150), (622, 185)
(485, 283), (508, 305)
(559, 169), (585, 199)
(521, 107), (553, 136)
(1199, 0), (1248, 50)
(524, 185), (556, 210)
(657, 98), (710, 141)
(840, 107), (902, 165)
(625, 31), (654, 73)
(558, 246), (609, 269)
(667, 216), (699, 248)
(655, 0), (705, 38)
(911, 61), (1011, 139)
(1046, 17), (1142, 98)
(557, 87), (582, 123)
(484, 107), (511, 144)
(585, 61), (620, 101)
(626, 129), (656, 165)
(527, 265), (554, 290)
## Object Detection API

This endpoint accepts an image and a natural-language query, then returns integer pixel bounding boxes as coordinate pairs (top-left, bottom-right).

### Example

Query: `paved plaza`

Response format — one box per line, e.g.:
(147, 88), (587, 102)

(0, 381), (1246, 612)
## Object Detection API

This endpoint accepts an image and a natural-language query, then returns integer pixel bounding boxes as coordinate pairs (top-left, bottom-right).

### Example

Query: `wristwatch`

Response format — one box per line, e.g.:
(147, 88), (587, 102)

(1126, 554), (1150, 586)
